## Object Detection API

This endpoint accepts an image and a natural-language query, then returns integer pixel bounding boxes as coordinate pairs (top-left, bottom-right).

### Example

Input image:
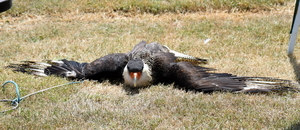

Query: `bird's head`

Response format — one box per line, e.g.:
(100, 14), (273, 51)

(123, 59), (152, 88)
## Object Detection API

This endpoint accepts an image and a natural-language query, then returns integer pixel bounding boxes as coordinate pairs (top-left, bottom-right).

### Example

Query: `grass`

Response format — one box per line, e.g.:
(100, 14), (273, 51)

(1, 0), (300, 129)
(4, 0), (288, 16)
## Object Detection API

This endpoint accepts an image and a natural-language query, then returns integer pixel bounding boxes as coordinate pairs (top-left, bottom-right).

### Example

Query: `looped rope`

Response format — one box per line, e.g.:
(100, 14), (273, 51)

(0, 99), (18, 113)
(0, 80), (84, 113)
(2, 81), (22, 104)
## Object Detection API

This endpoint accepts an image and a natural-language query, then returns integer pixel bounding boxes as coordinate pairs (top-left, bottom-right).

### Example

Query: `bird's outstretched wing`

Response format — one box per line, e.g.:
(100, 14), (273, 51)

(7, 53), (129, 83)
(7, 59), (88, 79)
(151, 52), (300, 93)
(169, 61), (300, 93)
(84, 53), (129, 82)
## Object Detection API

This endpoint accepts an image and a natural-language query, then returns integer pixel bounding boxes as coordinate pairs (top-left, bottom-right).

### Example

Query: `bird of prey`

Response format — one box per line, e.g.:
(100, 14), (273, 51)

(7, 41), (300, 93)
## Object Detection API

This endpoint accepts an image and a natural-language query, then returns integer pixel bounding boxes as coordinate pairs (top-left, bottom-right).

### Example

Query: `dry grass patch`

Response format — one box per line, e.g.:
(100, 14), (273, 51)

(4, 0), (291, 15)
(1, 1), (300, 129)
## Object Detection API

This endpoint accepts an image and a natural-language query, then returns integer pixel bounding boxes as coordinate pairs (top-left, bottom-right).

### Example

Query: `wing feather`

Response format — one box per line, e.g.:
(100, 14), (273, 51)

(84, 53), (129, 82)
(169, 62), (299, 93)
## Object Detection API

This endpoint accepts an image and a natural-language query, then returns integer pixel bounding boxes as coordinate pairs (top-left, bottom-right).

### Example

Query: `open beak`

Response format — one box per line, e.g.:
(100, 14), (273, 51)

(129, 72), (141, 87)
(133, 73), (137, 87)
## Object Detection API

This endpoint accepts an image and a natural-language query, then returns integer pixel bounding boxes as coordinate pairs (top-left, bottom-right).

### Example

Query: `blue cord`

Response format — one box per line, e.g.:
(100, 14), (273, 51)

(2, 80), (22, 104)
(0, 80), (84, 112)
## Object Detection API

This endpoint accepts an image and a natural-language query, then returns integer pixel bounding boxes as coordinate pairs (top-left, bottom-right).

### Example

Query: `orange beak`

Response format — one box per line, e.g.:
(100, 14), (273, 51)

(129, 72), (142, 87)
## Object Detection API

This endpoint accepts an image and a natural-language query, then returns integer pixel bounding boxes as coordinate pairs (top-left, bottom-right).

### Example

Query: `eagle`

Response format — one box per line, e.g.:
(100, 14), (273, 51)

(7, 41), (300, 93)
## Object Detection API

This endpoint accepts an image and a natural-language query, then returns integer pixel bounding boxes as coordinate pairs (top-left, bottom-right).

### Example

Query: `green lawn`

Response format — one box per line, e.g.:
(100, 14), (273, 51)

(1, 0), (300, 129)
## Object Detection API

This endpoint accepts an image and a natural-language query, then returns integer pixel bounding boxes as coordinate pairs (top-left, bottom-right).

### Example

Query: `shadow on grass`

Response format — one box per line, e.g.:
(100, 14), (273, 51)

(287, 55), (300, 130)
(286, 122), (300, 130)
(122, 85), (141, 95)
(288, 54), (300, 83)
